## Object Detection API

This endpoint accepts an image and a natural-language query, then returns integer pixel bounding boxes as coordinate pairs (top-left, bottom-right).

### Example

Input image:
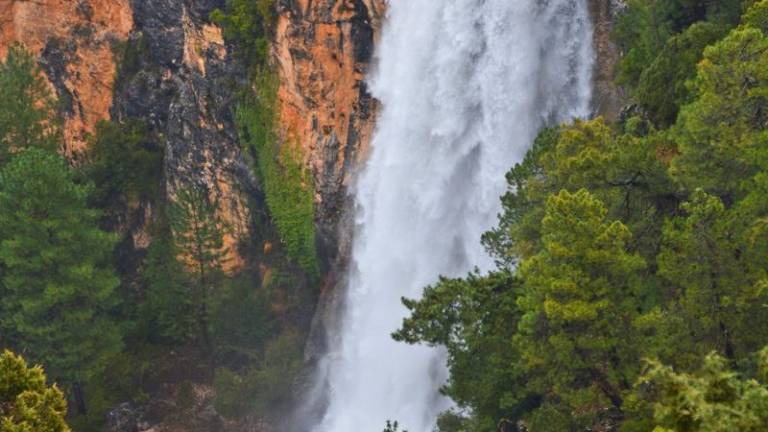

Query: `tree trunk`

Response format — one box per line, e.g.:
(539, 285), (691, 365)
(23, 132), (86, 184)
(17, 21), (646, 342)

(73, 381), (87, 415)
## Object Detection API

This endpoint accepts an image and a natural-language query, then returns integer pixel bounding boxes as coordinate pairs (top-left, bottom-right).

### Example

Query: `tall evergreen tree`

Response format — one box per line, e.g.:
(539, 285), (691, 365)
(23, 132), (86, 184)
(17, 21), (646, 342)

(0, 45), (60, 163)
(0, 149), (121, 413)
(169, 185), (229, 351)
(515, 189), (646, 422)
(671, 22), (768, 198)
(657, 190), (768, 365)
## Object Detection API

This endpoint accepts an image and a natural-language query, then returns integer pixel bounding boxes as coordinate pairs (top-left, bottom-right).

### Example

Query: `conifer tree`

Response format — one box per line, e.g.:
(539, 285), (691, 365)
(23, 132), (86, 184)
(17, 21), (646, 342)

(142, 225), (196, 344)
(0, 350), (70, 432)
(638, 348), (768, 432)
(0, 149), (121, 413)
(169, 184), (229, 351)
(0, 44), (60, 163)
(671, 22), (768, 197)
(516, 189), (646, 418)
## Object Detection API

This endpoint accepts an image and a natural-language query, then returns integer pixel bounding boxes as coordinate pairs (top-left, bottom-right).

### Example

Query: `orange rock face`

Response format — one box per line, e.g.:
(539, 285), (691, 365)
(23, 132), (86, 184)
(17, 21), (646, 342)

(274, 0), (385, 255)
(0, 0), (133, 154)
(0, 0), (388, 273)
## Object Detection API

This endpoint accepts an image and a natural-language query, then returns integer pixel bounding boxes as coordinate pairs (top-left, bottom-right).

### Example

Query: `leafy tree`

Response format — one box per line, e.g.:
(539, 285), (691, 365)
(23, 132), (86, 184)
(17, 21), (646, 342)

(169, 185), (229, 351)
(0, 149), (122, 414)
(210, 271), (273, 363)
(633, 22), (729, 126)
(0, 44), (60, 163)
(484, 119), (673, 267)
(614, 0), (743, 90)
(743, 0), (768, 33)
(213, 331), (302, 419)
(0, 350), (70, 432)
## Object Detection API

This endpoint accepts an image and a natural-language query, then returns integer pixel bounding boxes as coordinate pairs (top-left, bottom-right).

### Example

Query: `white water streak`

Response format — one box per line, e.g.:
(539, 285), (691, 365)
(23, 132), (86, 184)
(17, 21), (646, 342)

(312, 1), (594, 430)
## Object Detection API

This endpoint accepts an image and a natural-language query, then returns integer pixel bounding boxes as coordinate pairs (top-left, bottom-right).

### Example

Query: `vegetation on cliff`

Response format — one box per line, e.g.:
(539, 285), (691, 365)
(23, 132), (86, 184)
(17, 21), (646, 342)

(236, 77), (320, 276)
(214, 0), (320, 277)
(0, 11), (311, 427)
(396, 1), (768, 430)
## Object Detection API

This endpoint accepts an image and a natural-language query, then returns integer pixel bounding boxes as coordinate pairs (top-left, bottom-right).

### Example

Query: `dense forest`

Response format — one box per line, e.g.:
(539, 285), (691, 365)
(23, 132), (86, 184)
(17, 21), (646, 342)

(394, 0), (768, 431)
(3, 0), (768, 431)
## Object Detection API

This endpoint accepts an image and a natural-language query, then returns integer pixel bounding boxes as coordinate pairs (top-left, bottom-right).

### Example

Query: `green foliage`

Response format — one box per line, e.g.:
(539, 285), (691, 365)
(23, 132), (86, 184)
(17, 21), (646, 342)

(434, 411), (471, 432)
(635, 349), (768, 432)
(84, 119), (162, 211)
(236, 73), (319, 276)
(214, 0), (318, 276)
(0, 350), (70, 432)
(614, 0), (746, 126)
(141, 226), (197, 345)
(210, 0), (275, 70)
(0, 44), (60, 163)
(210, 271), (273, 362)
(633, 22), (728, 126)
(395, 272), (533, 429)
(656, 190), (768, 366)
(213, 331), (302, 419)
(0, 149), (122, 388)
(516, 189), (645, 419)
(743, 0), (768, 32)
(671, 24), (768, 197)
(168, 185), (229, 349)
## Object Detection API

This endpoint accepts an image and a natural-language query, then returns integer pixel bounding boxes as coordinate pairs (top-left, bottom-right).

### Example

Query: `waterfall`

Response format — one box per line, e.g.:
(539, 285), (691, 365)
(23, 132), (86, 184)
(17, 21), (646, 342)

(309, 1), (594, 430)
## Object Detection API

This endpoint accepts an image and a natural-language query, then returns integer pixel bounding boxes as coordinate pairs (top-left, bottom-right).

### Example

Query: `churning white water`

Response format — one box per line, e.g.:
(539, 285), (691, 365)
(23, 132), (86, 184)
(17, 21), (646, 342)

(312, 1), (594, 430)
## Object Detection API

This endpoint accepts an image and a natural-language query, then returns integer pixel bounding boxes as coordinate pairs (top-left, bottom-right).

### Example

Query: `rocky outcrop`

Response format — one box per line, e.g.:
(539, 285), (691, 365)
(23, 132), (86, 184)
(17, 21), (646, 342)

(274, 0), (384, 267)
(111, 0), (254, 271)
(0, 0), (254, 270)
(0, 0), (133, 154)
(589, 0), (627, 121)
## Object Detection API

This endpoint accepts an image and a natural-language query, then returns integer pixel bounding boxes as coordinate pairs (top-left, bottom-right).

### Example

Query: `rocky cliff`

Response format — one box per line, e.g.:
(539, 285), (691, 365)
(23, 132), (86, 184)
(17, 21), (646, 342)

(0, 0), (253, 270)
(0, 0), (133, 154)
(274, 0), (384, 268)
(0, 0), (386, 273)
(589, 0), (627, 120)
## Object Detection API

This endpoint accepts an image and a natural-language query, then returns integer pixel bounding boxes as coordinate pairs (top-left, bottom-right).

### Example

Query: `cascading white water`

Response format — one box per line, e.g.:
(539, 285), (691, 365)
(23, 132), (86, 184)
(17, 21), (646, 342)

(312, 1), (594, 430)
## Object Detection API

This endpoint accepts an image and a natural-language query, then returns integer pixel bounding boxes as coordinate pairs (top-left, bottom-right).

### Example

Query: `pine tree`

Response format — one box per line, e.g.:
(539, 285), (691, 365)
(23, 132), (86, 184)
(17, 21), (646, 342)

(169, 184), (229, 351)
(516, 189), (646, 420)
(141, 225), (196, 344)
(671, 21), (768, 198)
(0, 350), (70, 432)
(0, 44), (60, 163)
(637, 347), (768, 432)
(0, 149), (122, 413)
